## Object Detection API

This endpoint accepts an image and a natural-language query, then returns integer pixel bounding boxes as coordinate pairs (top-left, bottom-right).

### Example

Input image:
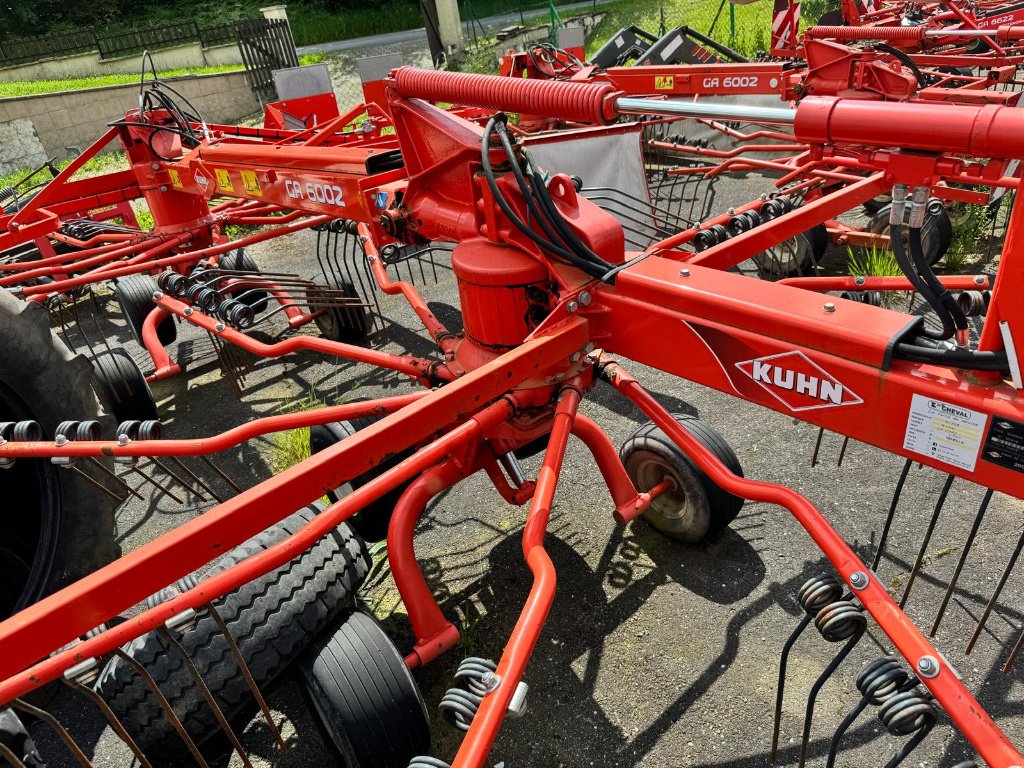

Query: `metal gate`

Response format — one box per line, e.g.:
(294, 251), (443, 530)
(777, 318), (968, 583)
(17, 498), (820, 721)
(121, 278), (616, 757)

(237, 18), (300, 103)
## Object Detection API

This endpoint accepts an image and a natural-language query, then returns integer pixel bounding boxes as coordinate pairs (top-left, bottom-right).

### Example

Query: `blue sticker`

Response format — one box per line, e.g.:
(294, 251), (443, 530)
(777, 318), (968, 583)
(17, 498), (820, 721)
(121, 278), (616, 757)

(375, 191), (389, 210)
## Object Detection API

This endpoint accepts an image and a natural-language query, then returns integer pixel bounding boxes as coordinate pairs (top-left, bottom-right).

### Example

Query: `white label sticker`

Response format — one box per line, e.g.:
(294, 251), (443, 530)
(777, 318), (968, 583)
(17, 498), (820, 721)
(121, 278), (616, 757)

(903, 394), (987, 471)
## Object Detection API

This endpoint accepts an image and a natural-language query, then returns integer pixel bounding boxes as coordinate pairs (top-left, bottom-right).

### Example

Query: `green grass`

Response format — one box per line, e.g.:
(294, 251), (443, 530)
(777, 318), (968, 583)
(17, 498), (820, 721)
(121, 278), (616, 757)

(0, 64), (244, 99)
(847, 242), (902, 278)
(268, 391), (325, 475)
(942, 200), (993, 271)
(1, 150), (129, 198)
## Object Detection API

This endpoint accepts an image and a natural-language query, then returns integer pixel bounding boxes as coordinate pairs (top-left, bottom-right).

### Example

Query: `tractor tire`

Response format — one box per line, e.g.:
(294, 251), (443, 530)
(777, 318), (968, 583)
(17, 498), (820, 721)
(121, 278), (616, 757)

(221, 249), (268, 311)
(91, 349), (159, 423)
(312, 276), (370, 344)
(0, 290), (118, 619)
(619, 414), (744, 543)
(309, 405), (416, 542)
(114, 274), (176, 346)
(298, 610), (430, 768)
(867, 201), (951, 266)
(95, 502), (372, 763)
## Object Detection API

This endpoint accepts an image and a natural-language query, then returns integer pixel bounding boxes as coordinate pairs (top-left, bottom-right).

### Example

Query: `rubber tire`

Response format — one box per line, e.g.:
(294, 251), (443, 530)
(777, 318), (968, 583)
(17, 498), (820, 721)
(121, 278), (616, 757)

(221, 249), (268, 311)
(114, 273), (177, 346)
(94, 502), (372, 763)
(91, 349), (159, 423)
(309, 409), (415, 543)
(619, 414), (744, 543)
(313, 276), (370, 344)
(752, 230), (816, 277)
(298, 610), (430, 768)
(862, 194), (892, 216)
(0, 290), (118, 619)
(867, 201), (950, 266)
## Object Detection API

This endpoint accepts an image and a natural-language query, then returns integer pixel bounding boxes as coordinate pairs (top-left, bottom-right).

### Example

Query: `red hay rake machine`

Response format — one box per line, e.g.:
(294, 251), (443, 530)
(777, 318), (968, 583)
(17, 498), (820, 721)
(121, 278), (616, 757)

(1, 46), (1024, 768)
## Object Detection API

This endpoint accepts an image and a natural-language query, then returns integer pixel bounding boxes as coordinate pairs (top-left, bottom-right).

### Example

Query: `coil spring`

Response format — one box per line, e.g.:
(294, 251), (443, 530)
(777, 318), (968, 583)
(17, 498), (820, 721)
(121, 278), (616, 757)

(0, 185), (15, 204)
(856, 658), (908, 704)
(56, 420), (102, 442)
(146, 571), (200, 609)
(728, 210), (762, 236)
(814, 598), (866, 642)
(797, 574), (844, 615)
(956, 290), (990, 317)
(878, 687), (936, 737)
(407, 759), (451, 768)
(693, 223), (732, 252)
(116, 420), (162, 441)
(439, 657), (498, 732)
(0, 420), (43, 442)
(216, 298), (256, 329)
(158, 271), (191, 298)
(839, 290), (882, 307)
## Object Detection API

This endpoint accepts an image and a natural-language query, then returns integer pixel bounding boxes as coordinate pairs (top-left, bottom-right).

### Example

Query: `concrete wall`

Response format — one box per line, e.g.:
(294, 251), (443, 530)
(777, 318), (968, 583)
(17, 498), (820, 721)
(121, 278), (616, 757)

(0, 43), (244, 83)
(0, 71), (259, 172)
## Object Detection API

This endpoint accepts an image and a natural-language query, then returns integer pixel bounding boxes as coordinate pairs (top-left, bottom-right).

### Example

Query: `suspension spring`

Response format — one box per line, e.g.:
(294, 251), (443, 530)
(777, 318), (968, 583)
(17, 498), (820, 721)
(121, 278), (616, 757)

(407, 759), (451, 768)
(439, 657), (499, 732)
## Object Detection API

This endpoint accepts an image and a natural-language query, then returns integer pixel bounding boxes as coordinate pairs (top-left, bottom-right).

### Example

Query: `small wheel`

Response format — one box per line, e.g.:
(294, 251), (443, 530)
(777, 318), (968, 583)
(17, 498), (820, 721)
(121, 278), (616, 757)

(752, 228), (819, 277)
(298, 610), (430, 768)
(867, 201), (950, 266)
(309, 404), (415, 542)
(619, 414), (744, 543)
(114, 274), (176, 346)
(312, 277), (370, 344)
(862, 194), (892, 216)
(91, 349), (158, 422)
(220, 249), (268, 311)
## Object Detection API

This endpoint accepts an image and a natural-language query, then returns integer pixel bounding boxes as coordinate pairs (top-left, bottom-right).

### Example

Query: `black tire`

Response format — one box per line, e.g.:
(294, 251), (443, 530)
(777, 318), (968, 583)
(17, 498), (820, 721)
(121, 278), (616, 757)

(862, 194), (892, 216)
(221, 249), (268, 311)
(95, 502), (372, 763)
(867, 201), (950, 266)
(752, 230), (816, 277)
(114, 273), (177, 346)
(0, 290), (118, 619)
(91, 349), (159, 423)
(312, 277), (370, 344)
(619, 414), (744, 543)
(298, 610), (430, 768)
(309, 406), (416, 542)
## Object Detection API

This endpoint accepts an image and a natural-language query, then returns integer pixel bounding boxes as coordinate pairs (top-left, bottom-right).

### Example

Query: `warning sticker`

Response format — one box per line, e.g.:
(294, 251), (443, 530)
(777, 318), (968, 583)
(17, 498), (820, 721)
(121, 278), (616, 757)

(240, 170), (262, 196)
(982, 416), (1024, 474)
(655, 75), (675, 90)
(215, 169), (233, 193)
(903, 394), (987, 471)
(167, 168), (183, 189)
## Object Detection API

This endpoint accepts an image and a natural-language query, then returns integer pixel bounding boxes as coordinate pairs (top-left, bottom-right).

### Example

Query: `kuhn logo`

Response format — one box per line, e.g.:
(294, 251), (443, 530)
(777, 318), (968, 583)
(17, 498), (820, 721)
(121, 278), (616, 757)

(735, 351), (862, 411)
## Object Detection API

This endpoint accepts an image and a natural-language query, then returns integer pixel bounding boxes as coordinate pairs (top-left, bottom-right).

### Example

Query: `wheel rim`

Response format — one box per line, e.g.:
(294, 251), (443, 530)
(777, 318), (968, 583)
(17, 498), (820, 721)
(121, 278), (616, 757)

(631, 451), (710, 541)
(753, 233), (812, 276)
(0, 378), (61, 618)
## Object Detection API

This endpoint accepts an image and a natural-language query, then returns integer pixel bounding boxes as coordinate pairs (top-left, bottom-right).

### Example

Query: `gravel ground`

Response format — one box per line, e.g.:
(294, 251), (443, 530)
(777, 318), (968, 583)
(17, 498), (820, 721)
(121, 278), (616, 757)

(19, 77), (1024, 768)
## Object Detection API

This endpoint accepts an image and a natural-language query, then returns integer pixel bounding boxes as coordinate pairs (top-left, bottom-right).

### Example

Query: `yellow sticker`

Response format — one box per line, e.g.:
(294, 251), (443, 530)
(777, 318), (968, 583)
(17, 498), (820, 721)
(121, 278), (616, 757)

(167, 168), (183, 189)
(240, 170), (262, 196)
(215, 168), (233, 193)
(655, 75), (674, 90)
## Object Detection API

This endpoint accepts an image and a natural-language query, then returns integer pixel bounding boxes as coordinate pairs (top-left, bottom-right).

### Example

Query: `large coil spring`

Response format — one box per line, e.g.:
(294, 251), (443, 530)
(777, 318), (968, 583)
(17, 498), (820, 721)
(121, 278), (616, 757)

(407, 759), (451, 768)
(0, 420), (43, 442)
(438, 657), (498, 732)
(156, 271), (257, 329)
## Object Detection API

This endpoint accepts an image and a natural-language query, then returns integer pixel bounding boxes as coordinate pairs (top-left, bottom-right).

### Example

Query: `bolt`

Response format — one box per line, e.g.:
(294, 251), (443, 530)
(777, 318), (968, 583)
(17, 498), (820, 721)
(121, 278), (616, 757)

(480, 671), (501, 693)
(585, 343), (595, 354)
(974, 275), (986, 285)
(215, 322), (225, 333)
(183, 307), (193, 316)
(578, 291), (592, 307)
(151, 162), (160, 171)
(854, 276), (866, 286)
(159, 185), (168, 193)
(152, 291), (163, 301)
(55, 434), (68, 447)
(848, 571), (869, 590)
(569, 352), (582, 363)
(679, 269), (691, 278)
(823, 302), (836, 313)
(117, 434), (130, 446)
(916, 655), (940, 678)
(566, 300), (579, 314)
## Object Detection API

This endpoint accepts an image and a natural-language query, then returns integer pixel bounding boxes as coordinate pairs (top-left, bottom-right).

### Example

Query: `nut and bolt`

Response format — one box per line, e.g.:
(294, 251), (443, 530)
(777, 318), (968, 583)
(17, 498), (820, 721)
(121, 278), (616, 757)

(974, 275), (986, 286)
(54, 434), (68, 447)
(578, 291), (592, 307)
(823, 302), (836, 313)
(916, 655), (940, 678)
(159, 185), (168, 193)
(848, 571), (869, 590)
(151, 162), (160, 171)
(566, 300), (579, 314)
(680, 269), (691, 278)
(117, 434), (131, 446)
(854, 276), (866, 287)
(152, 291), (163, 301)
(215, 322), (225, 333)
(183, 307), (193, 316)
(480, 671), (501, 693)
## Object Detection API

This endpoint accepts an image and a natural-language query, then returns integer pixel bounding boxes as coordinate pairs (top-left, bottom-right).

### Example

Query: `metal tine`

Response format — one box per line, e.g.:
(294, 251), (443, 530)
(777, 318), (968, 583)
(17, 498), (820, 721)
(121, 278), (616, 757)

(146, 457), (208, 500)
(900, 474), (956, 609)
(873, 459), (914, 571)
(10, 698), (94, 768)
(157, 627), (253, 768)
(836, 436), (851, 467)
(771, 613), (816, 763)
(65, 464), (124, 503)
(1002, 619), (1024, 671)
(111, 649), (210, 767)
(810, 427), (825, 468)
(63, 676), (154, 768)
(931, 488), (995, 636)
(200, 455), (242, 493)
(170, 457), (224, 502)
(129, 463), (186, 504)
(85, 457), (146, 501)
(966, 523), (1024, 655)
(0, 740), (27, 768)
(204, 603), (288, 754)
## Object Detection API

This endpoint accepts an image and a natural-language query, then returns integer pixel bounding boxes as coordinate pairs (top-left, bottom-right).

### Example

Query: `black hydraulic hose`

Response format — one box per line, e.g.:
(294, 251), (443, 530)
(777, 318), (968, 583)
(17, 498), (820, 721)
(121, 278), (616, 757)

(889, 222), (952, 341)
(875, 44), (927, 88)
(907, 225), (969, 338)
(893, 343), (1009, 371)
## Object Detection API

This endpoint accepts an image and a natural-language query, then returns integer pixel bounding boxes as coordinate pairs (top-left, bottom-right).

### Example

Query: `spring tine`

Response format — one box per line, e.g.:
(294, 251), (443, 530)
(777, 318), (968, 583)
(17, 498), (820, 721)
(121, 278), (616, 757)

(872, 459), (914, 571)
(930, 489), (995, 636)
(900, 474), (956, 609)
(86, 457), (145, 501)
(63, 677), (154, 768)
(204, 603), (288, 753)
(966, 525), (1024, 654)
(836, 436), (850, 468)
(825, 695), (872, 768)
(882, 717), (935, 768)
(810, 427), (825, 468)
(112, 649), (210, 767)
(1002, 621), (1024, 672)
(0, 740), (26, 768)
(170, 457), (224, 502)
(157, 627), (253, 768)
(200, 456), (242, 493)
(10, 699), (93, 768)
(771, 613), (814, 763)
(147, 457), (204, 499)
(66, 464), (124, 503)
(129, 465), (185, 504)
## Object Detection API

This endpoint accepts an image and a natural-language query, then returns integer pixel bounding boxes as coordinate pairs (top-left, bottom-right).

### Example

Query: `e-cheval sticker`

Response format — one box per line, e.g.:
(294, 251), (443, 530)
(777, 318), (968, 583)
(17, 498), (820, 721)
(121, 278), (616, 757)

(903, 394), (987, 471)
